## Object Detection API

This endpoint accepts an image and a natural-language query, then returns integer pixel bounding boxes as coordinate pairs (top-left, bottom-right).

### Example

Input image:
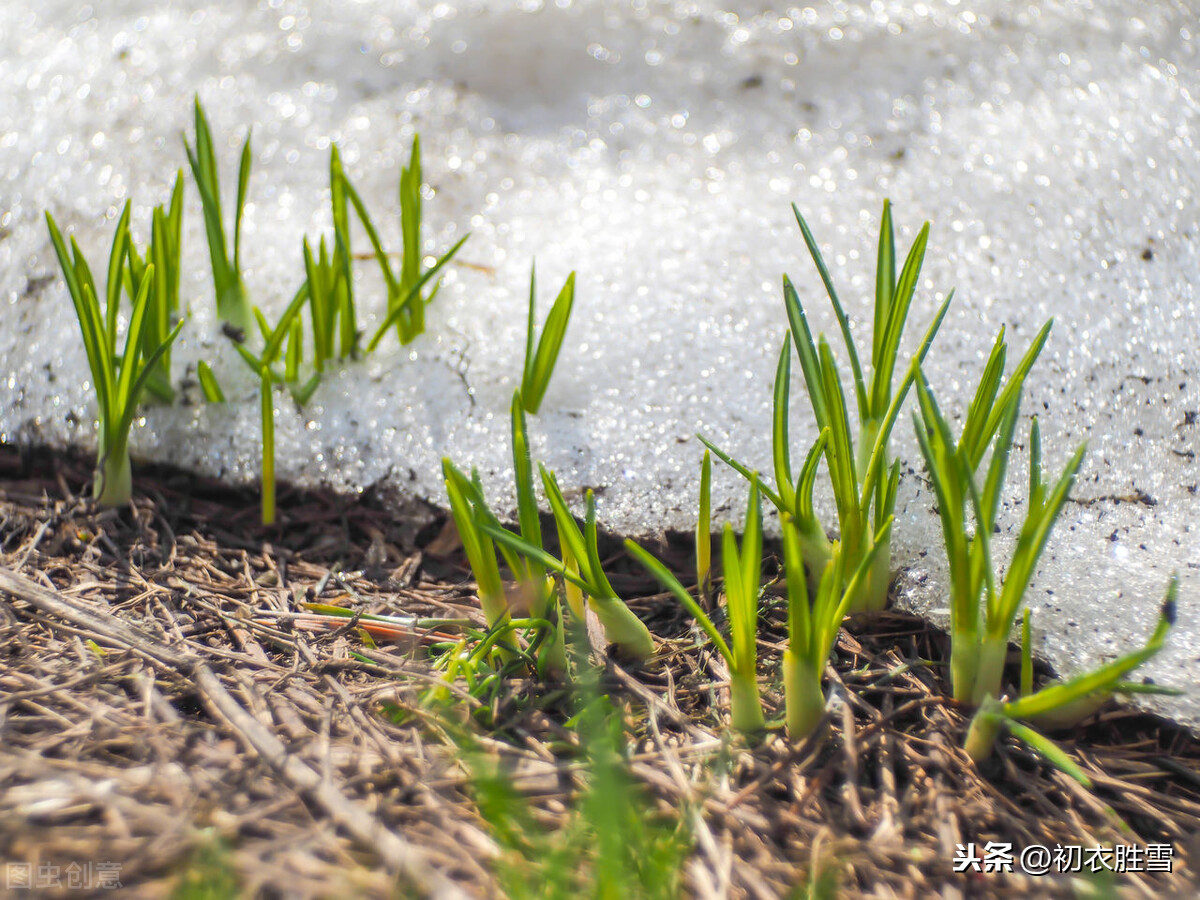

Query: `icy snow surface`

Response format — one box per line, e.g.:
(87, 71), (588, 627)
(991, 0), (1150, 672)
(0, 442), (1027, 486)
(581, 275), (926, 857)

(1, 1), (1197, 724)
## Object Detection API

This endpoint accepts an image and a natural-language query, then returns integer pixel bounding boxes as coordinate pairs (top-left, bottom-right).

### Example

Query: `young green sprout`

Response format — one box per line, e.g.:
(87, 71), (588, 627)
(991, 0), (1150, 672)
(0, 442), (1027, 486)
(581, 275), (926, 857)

(696, 450), (712, 600)
(232, 284), (311, 525)
(328, 144), (359, 357)
(184, 97), (255, 337)
(964, 578), (1178, 786)
(911, 326), (1085, 706)
(338, 135), (469, 350)
(124, 171), (185, 402)
(46, 205), (185, 507)
(781, 514), (894, 740)
(302, 235), (356, 373)
(442, 459), (514, 649)
(482, 468), (656, 664)
(440, 392), (568, 674)
(703, 202), (951, 613)
(521, 264), (575, 415)
(626, 476), (766, 735)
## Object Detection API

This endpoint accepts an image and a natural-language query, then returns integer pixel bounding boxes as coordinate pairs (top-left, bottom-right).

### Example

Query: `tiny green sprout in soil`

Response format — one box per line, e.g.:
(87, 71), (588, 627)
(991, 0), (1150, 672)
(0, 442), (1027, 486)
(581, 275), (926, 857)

(628, 473), (767, 735)
(910, 323), (1078, 707)
(965, 578), (1179, 786)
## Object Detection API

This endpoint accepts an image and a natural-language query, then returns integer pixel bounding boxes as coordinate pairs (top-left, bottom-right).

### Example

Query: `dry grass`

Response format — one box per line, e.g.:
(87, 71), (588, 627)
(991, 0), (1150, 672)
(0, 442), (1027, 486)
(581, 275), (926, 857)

(1, 444), (1198, 899)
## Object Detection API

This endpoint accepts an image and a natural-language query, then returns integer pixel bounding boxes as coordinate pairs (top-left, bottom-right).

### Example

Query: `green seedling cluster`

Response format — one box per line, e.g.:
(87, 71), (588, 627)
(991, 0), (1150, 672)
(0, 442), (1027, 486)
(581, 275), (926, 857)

(47, 104), (1182, 805)
(46, 204), (184, 507)
(627, 459), (893, 741)
(704, 202), (951, 613)
(910, 333), (1182, 779)
(910, 323), (1070, 706)
(50, 96), (471, 519)
(965, 579), (1178, 785)
(671, 202), (1179, 772)
(441, 395), (572, 674)
(441, 268), (660, 674)
(480, 464), (656, 664)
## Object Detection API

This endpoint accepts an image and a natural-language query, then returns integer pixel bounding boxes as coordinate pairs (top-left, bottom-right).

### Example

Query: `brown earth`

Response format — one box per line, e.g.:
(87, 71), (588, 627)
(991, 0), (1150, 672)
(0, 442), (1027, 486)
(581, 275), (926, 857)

(1, 445), (1198, 899)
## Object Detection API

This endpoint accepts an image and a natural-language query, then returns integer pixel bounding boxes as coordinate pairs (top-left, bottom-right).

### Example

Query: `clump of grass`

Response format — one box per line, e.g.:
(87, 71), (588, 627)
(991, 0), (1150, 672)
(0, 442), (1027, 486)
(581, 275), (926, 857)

(484, 468), (656, 664)
(339, 135), (469, 350)
(911, 322), (1082, 706)
(437, 261), (585, 674)
(441, 392), (572, 674)
(704, 202), (951, 613)
(521, 264), (575, 415)
(184, 97), (255, 337)
(46, 204), (185, 507)
(627, 474), (766, 735)
(965, 579), (1178, 785)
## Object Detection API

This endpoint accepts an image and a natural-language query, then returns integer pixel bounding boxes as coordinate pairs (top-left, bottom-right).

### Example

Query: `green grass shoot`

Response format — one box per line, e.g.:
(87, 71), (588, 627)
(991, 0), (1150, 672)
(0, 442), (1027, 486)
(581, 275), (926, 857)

(338, 135), (469, 349)
(184, 97), (255, 337)
(481, 467), (656, 663)
(459, 656), (690, 900)
(702, 202), (951, 613)
(627, 476), (766, 735)
(696, 449), (712, 600)
(911, 325), (1085, 705)
(965, 578), (1178, 785)
(781, 513), (893, 740)
(46, 205), (185, 507)
(232, 283), (311, 525)
(197, 361), (225, 402)
(302, 234), (357, 372)
(124, 171), (185, 402)
(443, 459), (512, 636)
(521, 264), (575, 414)
(440, 392), (571, 673)
(328, 144), (359, 357)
